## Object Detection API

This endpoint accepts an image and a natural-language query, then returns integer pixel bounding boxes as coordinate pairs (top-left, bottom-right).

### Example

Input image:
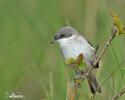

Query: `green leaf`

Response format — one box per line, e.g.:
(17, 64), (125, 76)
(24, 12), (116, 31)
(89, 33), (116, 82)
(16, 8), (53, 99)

(64, 53), (87, 70)
(111, 12), (125, 35)
(78, 62), (87, 70)
(64, 58), (78, 66)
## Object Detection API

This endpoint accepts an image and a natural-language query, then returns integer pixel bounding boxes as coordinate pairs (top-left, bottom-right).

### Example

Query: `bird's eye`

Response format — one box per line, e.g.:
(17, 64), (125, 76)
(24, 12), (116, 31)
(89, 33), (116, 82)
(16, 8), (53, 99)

(61, 34), (64, 37)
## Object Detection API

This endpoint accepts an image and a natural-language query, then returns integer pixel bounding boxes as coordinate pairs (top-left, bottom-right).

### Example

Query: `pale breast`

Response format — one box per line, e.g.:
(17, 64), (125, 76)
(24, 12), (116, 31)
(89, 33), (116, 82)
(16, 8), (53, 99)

(59, 35), (96, 66)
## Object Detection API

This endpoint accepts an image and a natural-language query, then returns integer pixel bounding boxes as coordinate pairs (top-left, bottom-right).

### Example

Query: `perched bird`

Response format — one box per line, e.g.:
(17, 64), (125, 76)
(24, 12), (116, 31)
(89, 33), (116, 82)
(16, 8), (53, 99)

(51, 26), (101, 94)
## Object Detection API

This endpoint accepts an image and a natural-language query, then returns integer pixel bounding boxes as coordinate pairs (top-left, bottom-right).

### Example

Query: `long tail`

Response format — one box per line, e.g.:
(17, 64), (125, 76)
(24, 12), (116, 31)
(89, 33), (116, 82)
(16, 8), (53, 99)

(87, 72), (101, 94)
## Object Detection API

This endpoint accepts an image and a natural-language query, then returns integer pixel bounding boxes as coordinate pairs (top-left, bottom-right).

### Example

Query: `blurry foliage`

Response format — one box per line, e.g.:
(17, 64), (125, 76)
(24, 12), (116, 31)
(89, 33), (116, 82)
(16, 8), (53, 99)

(0, 0), (125, 100)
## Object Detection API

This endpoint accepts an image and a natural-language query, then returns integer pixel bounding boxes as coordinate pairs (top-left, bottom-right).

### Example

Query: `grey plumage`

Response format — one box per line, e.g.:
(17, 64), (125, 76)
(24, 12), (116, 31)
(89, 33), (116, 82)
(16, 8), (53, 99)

(52, 26), (101, 94)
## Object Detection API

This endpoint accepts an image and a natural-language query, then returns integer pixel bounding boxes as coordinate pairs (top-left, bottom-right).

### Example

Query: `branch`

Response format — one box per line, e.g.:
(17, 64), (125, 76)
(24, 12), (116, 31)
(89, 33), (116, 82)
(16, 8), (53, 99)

(71, 73), (85, 100)
(111, 87), (125, 100)
(86, 25), (117, 76)
(70, 25), (117, 100)
(94, 28), (117, 66)
(71, 83), (78, 100)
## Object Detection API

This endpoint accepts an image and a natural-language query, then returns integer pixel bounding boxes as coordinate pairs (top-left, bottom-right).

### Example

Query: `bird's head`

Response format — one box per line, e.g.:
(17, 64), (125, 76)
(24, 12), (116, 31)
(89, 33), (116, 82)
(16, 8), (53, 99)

(51, 26), (78, 44)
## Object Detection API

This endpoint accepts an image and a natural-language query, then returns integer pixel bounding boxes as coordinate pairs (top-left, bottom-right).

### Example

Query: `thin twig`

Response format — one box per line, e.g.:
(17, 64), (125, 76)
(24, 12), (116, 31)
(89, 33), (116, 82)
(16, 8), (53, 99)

(70, 73), (86, 100)
(71, 86), (78, 100)
(70, 25), (117, 100)
(112, 87), (125, 100)
(87, 26), (117, 76)
(90, 93), (96, 100)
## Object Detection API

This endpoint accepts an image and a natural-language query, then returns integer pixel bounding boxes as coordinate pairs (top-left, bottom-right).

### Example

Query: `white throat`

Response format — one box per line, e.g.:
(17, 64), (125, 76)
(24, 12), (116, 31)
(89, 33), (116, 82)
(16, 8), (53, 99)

(57, 35), (76, 44)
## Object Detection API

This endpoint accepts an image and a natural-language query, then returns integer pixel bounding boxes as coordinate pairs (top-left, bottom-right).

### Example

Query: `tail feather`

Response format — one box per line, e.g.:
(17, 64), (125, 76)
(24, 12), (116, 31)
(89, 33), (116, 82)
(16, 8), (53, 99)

(87, 73), (101, 94)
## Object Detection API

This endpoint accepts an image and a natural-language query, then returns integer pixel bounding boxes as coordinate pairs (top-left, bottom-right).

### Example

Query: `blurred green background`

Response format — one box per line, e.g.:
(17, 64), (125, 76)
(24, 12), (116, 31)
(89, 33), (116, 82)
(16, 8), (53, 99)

(0, 0), (125, 100)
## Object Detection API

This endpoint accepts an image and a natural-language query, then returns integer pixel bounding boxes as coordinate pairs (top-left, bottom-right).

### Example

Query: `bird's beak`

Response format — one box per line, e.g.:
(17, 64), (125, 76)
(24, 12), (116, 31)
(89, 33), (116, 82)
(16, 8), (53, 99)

(51, 39), (56, 44)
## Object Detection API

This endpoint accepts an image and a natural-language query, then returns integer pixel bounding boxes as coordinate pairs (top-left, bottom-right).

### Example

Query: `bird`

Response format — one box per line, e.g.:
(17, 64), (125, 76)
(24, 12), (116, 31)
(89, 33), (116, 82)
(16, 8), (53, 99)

(51, 26), (101, 94)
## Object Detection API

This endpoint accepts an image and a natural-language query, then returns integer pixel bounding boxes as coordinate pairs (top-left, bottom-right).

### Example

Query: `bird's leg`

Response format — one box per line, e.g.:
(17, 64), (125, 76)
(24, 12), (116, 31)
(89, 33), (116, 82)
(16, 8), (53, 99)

(91, 62), (99, 68)
(95, 44), (99, 54)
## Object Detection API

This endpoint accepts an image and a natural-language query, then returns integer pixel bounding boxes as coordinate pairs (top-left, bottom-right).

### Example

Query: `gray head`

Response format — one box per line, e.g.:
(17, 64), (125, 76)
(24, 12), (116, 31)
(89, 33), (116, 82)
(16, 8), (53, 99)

(51, 26), (79, 43)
